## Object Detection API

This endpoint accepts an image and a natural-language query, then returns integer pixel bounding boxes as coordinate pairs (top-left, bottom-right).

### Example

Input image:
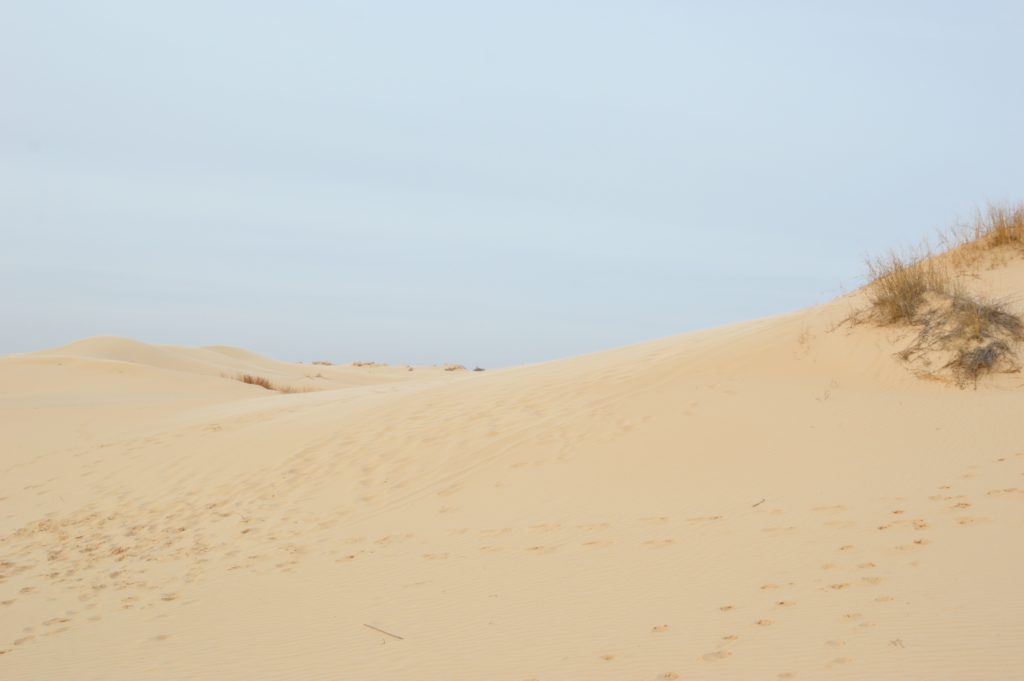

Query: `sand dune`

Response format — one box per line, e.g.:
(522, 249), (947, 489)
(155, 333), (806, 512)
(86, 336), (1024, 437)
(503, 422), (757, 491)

(3, 254), (1024, 679)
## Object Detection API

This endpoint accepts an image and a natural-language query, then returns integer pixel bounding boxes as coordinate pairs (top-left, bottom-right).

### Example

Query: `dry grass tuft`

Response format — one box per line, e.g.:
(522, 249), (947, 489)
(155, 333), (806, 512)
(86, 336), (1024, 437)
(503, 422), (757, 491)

(237, 373), (275, 390)
(231, 373), (310, 394)
(859, 206), (1024, 387)
(311, 360), (333, 366)
(897, 293), (1024, 387)
(865, 251), (950, 324)
(936, 202), (1024, 268)
(967, 203), (1024, 248)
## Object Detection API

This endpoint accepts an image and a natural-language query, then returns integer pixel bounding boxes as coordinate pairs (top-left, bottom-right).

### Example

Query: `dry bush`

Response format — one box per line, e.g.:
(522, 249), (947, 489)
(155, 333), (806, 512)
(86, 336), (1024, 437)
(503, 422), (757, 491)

(352, 361), (382, 367)
(443, 364), (465, 372)
(312, 360), (333, 366)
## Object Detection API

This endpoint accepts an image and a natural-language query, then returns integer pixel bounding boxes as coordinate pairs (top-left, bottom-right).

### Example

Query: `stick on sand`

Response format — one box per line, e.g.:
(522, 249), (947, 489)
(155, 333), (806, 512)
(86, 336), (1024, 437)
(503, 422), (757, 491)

(364, 623), (404, 640)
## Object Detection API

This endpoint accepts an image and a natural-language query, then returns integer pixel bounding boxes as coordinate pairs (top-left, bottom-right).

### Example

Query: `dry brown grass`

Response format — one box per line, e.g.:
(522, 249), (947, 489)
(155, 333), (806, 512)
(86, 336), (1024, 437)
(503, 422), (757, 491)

(894, 293), (1024, 387)
(956, 202), (1024, 248)
(865, 250), (951, 324)
(237, 373), (275, 390)
(936, 202), (1024, 269)
(232, 373), (310, 394)
(860, 203), (1024, 387)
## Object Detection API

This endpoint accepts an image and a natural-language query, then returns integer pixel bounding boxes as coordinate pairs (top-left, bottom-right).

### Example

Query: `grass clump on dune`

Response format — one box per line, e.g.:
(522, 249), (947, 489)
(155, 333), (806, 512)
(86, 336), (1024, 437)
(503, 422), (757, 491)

(895, 292), (1024, 387)
(865, 251), (950, 324)
(859, 205), (1024, 387)
(964, 202), (1024, 248)
(232, 373), (309, 394)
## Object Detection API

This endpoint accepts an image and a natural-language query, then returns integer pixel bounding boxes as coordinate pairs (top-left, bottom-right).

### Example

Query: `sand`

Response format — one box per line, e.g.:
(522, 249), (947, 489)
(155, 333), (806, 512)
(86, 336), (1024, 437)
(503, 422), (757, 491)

(2, 257), (1024, 680)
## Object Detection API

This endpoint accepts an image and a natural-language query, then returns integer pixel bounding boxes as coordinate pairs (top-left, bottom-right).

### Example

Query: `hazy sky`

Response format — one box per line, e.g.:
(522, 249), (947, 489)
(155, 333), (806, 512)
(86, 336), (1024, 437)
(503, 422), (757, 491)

(4, 1), (1024, 367)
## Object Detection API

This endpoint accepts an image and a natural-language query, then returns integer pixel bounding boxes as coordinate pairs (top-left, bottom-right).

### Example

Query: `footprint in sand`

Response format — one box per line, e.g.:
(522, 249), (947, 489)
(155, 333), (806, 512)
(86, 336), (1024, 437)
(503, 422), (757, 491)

(651, 624), (670, 633)
(421, 553), (449, 560)
(582, 540), (612, 548)
(659, 673), (681, 680)
(826, 639), (845, 648)
(702, 650), (732, 662)
(525, 546), (556, 555)
(599, 654), (615, 661)
(756, 619), (774, 626)
(719, 605), (735, 612)
(988, 488), (1024, 498)
(529, 523), (560, 532)
(775, 600), (796, 608)
(576, 522), (611, 531)
(642, 539), (674, 549)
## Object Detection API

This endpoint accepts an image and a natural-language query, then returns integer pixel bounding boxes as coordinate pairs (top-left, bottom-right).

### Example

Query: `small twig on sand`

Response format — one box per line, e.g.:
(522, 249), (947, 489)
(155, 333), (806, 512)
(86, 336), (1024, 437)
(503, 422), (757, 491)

(364, 623), (404, 640)
(752, 498), (766, 508)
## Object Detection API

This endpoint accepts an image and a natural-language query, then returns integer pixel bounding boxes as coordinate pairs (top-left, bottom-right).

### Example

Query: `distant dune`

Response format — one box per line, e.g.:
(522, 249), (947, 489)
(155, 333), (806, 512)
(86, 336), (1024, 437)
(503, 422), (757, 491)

(2, 240), (1024, 679)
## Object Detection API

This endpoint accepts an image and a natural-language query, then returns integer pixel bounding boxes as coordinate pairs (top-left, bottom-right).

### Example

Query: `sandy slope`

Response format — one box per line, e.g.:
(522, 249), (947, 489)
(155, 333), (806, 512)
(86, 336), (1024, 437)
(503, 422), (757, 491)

(2, 257), (1024, 680)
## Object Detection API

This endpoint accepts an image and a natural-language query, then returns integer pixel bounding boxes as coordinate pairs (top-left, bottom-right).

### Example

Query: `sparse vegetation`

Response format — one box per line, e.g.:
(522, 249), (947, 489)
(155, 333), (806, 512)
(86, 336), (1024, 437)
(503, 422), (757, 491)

(237, 373), (275, 390)
(231, 373), (310, 394)
(959, 202), (1024, 249)
(865, 250), (950, 324)
(473, 367), (486, 372)
(353, 361), (383, 367)
(311, 360), (333, 366)
(443, 364), (465, 372)
(858, 202), (1024, 388)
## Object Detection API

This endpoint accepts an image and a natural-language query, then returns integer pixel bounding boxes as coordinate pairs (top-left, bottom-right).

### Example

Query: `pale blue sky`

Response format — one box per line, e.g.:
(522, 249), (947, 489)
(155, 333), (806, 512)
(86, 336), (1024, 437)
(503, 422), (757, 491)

(3, 1), (1023, 367)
